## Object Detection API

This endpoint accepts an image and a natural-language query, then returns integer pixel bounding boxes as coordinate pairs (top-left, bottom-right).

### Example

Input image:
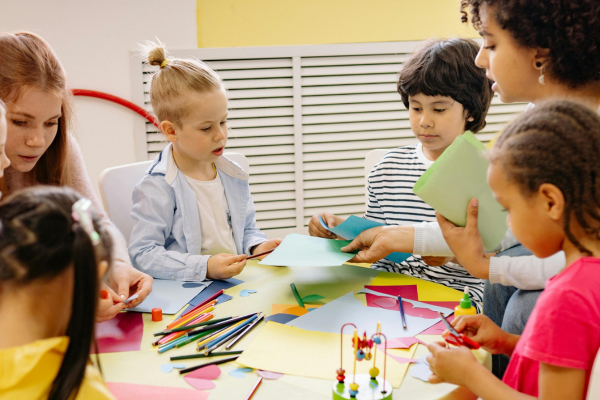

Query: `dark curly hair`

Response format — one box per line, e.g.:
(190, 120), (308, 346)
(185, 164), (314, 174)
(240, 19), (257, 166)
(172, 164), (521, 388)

(460, 0), (600, 88)
(489, 101), (600, 255)
(397, 38), (493, 133)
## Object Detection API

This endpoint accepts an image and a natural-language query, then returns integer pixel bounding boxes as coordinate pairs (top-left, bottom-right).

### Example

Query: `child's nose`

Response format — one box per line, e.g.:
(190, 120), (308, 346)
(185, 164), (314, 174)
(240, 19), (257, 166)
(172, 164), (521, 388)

(420, 114), (434, 128)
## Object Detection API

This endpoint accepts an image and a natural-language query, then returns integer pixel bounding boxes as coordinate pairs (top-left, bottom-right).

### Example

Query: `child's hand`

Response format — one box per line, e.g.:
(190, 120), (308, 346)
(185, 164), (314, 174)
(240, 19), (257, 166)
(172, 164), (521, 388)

(308, 213), (343, 239)
(449, 314), (519, 356)
(207, 253), (247, 280)
(251, 239), (282, 259)
(96, 284), (125, 323)
(426, 342), (482, 386)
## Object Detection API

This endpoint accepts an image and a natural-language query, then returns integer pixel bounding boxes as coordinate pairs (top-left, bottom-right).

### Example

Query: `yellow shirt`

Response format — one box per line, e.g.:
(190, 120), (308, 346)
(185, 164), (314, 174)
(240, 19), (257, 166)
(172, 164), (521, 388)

(0, 336), (115, 400)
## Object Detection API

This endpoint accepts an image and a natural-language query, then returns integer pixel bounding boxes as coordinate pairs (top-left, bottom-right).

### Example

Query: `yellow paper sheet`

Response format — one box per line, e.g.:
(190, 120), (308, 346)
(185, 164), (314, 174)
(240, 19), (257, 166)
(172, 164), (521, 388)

(371, 271), (463, 301)
(237, 321), (418, 388)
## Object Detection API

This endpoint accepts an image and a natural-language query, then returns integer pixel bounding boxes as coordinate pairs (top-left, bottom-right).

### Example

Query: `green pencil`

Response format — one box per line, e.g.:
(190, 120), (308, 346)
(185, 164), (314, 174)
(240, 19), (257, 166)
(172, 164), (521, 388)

(290, 283), (305, 308)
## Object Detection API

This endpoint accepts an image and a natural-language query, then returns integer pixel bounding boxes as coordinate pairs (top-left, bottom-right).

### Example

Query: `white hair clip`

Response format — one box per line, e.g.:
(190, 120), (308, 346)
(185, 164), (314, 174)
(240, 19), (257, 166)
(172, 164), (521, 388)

(71, 198), (100, 245)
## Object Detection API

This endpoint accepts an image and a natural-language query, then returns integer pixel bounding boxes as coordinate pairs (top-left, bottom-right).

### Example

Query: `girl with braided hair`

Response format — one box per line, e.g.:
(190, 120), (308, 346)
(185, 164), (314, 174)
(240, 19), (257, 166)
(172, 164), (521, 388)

(426, 101), (600, 399)
(0, 187), (115, 400)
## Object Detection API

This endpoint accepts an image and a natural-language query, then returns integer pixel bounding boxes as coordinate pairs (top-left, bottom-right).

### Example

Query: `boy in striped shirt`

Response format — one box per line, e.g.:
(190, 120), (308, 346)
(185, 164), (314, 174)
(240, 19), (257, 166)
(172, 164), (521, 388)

(309, 38), (493, 307)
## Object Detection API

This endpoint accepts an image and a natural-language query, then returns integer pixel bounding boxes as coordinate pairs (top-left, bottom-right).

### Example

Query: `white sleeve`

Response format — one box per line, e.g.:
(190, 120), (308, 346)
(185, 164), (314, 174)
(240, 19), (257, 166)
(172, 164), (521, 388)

(412, 221), (455, 257)
(488, 251), (565, 290)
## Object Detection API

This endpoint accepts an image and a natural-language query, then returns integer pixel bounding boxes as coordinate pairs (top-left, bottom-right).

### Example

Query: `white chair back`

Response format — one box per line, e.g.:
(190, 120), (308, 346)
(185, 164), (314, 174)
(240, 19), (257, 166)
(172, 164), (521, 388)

(587, 349), (600, 399)
(364, 149), (392, 204)
(98, 153), (249, 243)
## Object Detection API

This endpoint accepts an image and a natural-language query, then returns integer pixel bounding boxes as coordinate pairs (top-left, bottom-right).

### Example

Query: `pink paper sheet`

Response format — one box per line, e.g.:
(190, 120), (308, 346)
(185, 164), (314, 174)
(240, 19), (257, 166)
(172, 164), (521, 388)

(107, 382), (209, 400)
(381, 337), (427, 350)
(93, 312), (144, 354)
(419, 314), (455, 335)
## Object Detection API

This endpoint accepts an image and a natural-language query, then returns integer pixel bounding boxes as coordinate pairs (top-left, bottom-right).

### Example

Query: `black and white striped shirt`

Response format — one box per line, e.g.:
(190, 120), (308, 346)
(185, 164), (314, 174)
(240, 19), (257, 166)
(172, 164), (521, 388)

(365, 143), (484, 307)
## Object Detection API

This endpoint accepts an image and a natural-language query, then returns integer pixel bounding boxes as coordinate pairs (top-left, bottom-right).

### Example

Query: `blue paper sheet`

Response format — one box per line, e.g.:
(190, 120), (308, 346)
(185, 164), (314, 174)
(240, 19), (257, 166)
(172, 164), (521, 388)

(128, 279), (210, 314)
(259, 234), (356, 267)
(188, 277), (243, 306)
(319, 215), (411, 264)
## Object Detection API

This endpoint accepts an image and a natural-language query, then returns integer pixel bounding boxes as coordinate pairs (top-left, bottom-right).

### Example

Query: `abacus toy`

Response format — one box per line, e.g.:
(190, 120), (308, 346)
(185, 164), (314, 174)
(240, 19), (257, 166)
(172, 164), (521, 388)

(332, 322), (392, 399)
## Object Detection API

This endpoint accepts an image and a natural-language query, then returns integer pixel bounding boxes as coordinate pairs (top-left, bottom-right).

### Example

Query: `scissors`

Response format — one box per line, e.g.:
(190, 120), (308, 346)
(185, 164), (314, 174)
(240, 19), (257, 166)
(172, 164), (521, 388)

(438, 312), (481, 350)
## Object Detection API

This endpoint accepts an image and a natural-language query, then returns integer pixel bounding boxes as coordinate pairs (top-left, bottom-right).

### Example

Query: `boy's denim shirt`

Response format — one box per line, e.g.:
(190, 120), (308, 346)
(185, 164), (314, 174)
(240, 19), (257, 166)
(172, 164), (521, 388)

(128, 144), (267, 281)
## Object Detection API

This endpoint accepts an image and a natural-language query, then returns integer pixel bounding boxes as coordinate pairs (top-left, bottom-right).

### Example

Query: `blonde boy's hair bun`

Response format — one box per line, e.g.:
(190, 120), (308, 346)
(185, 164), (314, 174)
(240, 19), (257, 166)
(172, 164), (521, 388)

(139, 40), (168, 68)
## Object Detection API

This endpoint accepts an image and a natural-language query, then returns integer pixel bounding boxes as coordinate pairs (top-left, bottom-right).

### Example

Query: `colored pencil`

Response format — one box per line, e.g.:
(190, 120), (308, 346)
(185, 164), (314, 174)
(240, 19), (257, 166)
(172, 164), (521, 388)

(176, 289), (224, 321)
(290, 283), (304, 308)
(158, 327), (223, 353)
(179, 355), (240, 374)
(174, 326), (229, 349)
(154, 316), (231, 337)
(196, 319), (249, 351)
(169, 302), (216, 329)
(170, 350), (243, 361)
(155, 313), (213, 346)
(204, 315), (258, 354)
(226, 313), (264, 350)
(246, 247), (276, 259)
(398, 295), (407, 329)
(244, 377), (263, 400)
(186, 312), (257, 337)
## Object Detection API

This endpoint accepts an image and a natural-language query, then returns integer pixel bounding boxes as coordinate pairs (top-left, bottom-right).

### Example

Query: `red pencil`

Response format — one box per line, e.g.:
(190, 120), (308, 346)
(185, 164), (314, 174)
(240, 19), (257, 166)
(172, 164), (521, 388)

(244, 376), (263, 400)
(178, 289), (224, 320)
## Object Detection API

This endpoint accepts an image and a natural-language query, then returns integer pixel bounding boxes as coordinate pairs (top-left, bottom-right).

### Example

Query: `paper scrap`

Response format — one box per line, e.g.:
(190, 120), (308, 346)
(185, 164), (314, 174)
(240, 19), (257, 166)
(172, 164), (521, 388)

(288, 292), (450, 337)
(373, 297), (397, 308)
(319, 215), (411, 264)
(128, 279), (209, 314)
(183, 377), (216, 390)
(270, 304), (323, 316)
(413, 131), (508, 251)
(359, 288), (454, 314)
(160, 364), (174, 373)
(265, 313), (298, 324)
(240, 289), (257, 297)
(410, 355), (433, 382)
(382, 337), (427, 350)
(259, 234), (356, 267)
(187, 364), (221, 380)
(419, 314), (454, 335)
(229, 367), (254, 378)
(107, 382), (209, 400)
(94, 312), (143, 354)
(257, 370), (284, 380)
(370, 272), (464, 302)
(236, 322), (416, 388)
(188, 278), (243, 307)
(387, 354), (419, 364)
(301, 294), (325, 303)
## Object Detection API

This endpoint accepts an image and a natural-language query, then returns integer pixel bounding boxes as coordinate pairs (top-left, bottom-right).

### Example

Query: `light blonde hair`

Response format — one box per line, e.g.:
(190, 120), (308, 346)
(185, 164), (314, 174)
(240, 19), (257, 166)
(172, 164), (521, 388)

(0, 32), (73, 197)
(141, 40), (223, 125)
(0, 99), (5, 120)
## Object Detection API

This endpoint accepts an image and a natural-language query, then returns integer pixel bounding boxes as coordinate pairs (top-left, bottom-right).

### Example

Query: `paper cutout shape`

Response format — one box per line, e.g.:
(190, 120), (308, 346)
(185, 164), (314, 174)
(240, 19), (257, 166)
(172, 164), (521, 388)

(229, 367), (254, 378)
(236, 322), (417, 388)
(386, 354), (418, 364)
(183, 377), (216, 390)
(107, 382), (209, 400)
(182, 282), (204, 288)
(257, 370), (284, 380)
(410, 355), (433, 382)
(301, 294), (325, 303)
(187, 364), (222, 380)
(160, 364), (174, 373)
(128, 279), (209, 314)
(382, 337), (427, 350)
(370, 273), (464, 302)
(413, 131), (508, 251)
(259, 234), (356, 267)
(287, 292), (451, 337)
(373, 297), (397, 308)
(240, 289), (257, 297)
(270, 304), (323, 316)
(419, 314), (454, 335)
(188, 278), (243, 307)
(94, 312), (143, 354)
(318, 215), (411, 264)
(265, 313), (298, 324)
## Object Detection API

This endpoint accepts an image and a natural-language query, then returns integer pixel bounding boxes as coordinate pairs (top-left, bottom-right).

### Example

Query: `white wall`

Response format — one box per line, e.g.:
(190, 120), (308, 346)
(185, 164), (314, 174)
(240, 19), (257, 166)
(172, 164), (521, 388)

(0, 0), (197, 197)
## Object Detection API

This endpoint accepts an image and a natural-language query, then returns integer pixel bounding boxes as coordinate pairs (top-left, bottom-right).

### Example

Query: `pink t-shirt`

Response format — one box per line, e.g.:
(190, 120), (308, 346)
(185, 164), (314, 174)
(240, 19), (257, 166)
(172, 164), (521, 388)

(502, 257), (600, 397)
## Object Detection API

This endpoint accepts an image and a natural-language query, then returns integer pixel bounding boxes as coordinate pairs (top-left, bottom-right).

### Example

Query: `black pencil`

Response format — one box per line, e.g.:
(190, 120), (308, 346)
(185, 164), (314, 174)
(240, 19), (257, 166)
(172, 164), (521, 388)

(170, 350), (243, 361)
(186, 312), (257, 337)
(179, 355), (240, 374)
(153, 317), (233, 337)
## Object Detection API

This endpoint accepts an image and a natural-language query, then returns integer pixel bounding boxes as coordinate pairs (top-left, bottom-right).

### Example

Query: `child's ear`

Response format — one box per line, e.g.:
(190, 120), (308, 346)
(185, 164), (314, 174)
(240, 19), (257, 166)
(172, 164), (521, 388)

(160, 120), (178, 143)
(532, 48), (550, 70)
(539, 183), (564, 221)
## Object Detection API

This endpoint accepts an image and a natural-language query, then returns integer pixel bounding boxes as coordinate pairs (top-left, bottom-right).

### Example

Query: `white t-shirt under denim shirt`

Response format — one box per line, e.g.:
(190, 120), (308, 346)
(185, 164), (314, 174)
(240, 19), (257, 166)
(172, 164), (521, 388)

(185, 173), (237, 256)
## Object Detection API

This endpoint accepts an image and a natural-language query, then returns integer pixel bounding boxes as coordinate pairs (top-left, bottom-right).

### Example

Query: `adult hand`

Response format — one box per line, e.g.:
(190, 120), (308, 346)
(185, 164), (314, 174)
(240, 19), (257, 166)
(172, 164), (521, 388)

(251, 238), (282, 259)
(341, 225), (414, 263)
(207, 253), (247, 280)
(107, 260), (153, 309)
(96, 284), (125, 322)
(448, 314), (519, 356)
(436, 198), (493, 279)
(421, 256), (453, 266)
(308, 213), (345, 239)
(427, 342), (482, 386)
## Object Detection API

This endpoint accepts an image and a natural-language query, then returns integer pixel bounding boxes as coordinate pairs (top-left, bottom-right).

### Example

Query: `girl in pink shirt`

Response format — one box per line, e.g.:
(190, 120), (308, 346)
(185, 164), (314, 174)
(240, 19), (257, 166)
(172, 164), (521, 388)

(426, 101), (600, 399)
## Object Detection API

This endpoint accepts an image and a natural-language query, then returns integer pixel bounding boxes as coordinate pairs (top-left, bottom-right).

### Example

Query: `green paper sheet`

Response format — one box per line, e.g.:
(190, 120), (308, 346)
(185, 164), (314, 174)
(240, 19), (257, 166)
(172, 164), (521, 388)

(258, 234), (356, 267)
(413, 131), (507, 251)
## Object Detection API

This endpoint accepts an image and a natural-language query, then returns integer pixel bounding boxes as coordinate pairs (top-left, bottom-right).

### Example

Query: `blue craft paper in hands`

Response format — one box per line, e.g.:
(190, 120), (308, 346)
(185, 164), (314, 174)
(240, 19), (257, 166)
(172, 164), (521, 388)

(319, 215), (411, 264)
(259, 234), (356, 267)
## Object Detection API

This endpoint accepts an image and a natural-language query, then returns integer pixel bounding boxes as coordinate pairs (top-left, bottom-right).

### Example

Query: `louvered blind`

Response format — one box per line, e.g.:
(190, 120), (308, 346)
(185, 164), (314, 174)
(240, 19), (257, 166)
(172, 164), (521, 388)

(134, 41), (527, 237)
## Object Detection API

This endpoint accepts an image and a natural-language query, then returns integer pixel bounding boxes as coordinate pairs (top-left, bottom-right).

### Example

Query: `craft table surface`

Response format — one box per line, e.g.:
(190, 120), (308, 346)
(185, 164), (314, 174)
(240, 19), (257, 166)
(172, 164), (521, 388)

(99, 260), (489, 399)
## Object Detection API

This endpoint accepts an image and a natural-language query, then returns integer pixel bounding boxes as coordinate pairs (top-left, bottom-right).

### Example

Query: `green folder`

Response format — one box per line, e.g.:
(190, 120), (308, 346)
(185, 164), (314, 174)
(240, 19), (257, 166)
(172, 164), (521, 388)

(412, 131), (507, 252)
